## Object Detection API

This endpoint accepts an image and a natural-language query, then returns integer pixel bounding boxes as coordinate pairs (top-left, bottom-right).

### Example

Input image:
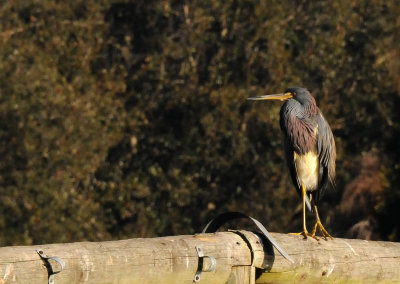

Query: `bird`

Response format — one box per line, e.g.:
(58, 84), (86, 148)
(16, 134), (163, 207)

(248, 87), (336, 240)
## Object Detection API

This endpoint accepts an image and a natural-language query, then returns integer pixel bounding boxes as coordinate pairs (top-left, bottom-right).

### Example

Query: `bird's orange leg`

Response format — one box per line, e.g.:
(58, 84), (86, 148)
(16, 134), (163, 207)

(289, 184), (317, 240)
(311, 203), (333, 240)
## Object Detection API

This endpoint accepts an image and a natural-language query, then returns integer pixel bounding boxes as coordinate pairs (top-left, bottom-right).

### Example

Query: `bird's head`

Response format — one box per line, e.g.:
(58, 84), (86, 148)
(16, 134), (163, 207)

(247, 86), (313, 105)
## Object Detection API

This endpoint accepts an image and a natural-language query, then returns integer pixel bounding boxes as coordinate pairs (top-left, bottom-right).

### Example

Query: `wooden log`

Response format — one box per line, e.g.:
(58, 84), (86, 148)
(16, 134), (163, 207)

(256, 233), (400, 283)
(1, 231), (400, 283)
(0, 232), (256, 284)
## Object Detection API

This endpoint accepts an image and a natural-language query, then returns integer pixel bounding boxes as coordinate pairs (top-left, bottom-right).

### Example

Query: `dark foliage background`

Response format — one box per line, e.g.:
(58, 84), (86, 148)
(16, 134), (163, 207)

(1, 0), (400, 245)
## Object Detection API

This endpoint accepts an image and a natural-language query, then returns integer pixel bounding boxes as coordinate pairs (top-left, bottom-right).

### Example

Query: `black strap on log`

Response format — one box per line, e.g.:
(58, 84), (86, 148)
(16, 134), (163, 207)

(202, 211), (294, 263)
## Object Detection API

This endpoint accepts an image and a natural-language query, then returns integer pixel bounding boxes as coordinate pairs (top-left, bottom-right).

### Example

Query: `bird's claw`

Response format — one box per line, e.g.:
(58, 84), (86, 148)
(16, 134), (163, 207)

(311, 221), (333, 240)
(289, 230), (319, 241)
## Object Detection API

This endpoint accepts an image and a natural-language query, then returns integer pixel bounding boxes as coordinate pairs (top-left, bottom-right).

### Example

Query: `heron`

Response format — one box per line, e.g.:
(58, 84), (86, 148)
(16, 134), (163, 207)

(248, 87), (336, 240)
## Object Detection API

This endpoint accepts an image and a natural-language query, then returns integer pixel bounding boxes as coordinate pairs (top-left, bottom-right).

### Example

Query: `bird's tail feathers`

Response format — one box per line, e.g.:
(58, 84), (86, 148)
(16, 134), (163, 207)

(305, 195), (313, 212)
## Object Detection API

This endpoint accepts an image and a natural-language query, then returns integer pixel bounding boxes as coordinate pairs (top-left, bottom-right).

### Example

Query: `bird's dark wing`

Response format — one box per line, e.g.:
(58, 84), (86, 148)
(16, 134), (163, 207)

(284, 137), (312, 212)
(315, 112), (336, 203)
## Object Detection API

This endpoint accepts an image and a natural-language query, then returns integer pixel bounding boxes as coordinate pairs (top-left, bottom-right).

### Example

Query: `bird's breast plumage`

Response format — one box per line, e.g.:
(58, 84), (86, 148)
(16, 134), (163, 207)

(280, 100), (318, 155)
(280, 99), (322, 192)
(294, 148), (319, 191)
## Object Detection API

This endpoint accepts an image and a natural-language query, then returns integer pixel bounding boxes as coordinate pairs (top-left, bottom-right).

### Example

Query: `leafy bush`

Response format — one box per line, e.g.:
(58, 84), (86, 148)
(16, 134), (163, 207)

(1, 0), (400, 245)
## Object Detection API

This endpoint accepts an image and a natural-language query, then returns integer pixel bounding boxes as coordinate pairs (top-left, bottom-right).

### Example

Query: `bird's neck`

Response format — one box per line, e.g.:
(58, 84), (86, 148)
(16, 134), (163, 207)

(302, 96), (318, 117)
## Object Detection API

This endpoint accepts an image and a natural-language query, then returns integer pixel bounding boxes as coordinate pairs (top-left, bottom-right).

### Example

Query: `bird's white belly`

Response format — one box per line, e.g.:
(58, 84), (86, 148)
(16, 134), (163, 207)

(294, 150), (319, 191)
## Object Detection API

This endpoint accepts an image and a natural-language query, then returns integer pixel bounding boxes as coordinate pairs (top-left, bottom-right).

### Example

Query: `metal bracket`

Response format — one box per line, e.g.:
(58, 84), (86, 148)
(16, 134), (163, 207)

(193, 246), (216, 282)
(36, 249), (65, 284)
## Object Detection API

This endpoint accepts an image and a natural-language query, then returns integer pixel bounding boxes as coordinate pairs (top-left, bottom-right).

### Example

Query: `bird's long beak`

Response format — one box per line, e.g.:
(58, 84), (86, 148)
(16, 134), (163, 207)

(247, 92), (293, 101)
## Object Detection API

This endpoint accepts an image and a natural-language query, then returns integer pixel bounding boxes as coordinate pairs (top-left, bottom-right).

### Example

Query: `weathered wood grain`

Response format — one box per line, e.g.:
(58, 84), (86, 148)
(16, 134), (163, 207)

(257, 233), (400, 283)
(0, 232), (253, 284)
(1, 231), (400, 283)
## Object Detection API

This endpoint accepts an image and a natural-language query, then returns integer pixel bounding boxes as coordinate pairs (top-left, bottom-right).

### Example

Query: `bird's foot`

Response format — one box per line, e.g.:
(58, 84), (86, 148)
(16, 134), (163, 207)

(289, 230), (319, 240)
(311, 220), (333, 240)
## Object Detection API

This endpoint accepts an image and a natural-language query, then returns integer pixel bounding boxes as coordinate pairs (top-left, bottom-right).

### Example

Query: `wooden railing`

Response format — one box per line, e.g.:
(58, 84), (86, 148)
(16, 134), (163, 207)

(1, 230), (400, 283)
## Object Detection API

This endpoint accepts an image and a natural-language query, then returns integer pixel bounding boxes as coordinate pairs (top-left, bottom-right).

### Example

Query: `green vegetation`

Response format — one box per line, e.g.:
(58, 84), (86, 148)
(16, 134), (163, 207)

(1, 0), (400, 245)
